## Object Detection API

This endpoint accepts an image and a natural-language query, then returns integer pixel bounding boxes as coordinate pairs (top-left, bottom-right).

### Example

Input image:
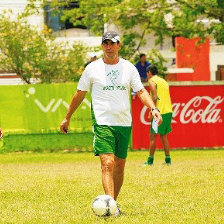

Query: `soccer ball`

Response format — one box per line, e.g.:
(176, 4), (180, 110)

(92, 195), (117, 216)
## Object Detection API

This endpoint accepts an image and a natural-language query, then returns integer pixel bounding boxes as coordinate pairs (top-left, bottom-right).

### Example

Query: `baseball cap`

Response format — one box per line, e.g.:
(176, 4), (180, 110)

(102, 31), (120, 43)
(89, 52), (97, 58)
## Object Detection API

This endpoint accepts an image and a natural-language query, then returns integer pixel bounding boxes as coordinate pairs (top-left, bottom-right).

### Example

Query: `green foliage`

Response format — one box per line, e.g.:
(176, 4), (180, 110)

(147, 49), (168, 78)
(119, 32), (141, 59)
(51, 0), (224, 46)
(0, 12), (87, 84)
(40, 0), (224, 71)
(5, 0), (223, 79)
(212, 22), (224, 43)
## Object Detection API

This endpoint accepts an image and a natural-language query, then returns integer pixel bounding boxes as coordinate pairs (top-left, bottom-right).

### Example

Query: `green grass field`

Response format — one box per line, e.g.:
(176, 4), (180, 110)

(0, 150), (224, 224)
(0, 133), (93, 152)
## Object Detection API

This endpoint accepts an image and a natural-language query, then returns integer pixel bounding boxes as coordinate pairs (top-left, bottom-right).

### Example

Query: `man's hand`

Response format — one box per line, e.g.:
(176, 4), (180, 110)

(152, 110), (162, 125)
(59, 90), (87, 134)
(60, 118), (69, 134)
(0, 128), (3, 139)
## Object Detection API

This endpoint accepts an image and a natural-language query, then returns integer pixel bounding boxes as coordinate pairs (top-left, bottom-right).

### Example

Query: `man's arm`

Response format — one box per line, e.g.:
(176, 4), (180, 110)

(60, 90), (87, 133)
(136, 88), (162, 124)
(148, 80), (157, 105)
(147, 80), (157, 120)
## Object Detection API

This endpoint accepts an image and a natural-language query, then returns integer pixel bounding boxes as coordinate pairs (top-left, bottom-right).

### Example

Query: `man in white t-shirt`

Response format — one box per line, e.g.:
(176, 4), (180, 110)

(60, 31), (162, 214)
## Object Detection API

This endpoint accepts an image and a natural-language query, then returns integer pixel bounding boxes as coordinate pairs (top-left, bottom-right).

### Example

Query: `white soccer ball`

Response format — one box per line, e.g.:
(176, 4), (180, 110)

(92, 195), (117, 216)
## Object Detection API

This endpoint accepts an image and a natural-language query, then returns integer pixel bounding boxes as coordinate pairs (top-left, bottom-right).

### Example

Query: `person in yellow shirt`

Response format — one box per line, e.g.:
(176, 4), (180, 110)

(144, 65), (173, 165)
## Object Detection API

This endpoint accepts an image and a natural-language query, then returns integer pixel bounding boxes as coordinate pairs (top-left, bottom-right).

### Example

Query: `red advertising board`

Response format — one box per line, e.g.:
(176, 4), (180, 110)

(132, 85), (224, 149)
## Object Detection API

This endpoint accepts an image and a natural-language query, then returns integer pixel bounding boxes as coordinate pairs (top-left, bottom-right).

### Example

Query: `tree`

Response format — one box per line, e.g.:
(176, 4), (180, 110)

(0, 12), (87, 84)
(44, 0), (224, 60)
(18, 0), (223, 77)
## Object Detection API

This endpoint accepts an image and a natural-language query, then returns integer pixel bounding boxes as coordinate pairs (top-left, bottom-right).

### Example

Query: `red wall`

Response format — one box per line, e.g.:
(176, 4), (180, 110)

(172, 37), (210, 81)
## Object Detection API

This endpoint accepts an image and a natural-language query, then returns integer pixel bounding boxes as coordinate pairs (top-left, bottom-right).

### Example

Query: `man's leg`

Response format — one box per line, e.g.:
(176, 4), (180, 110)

(99, 154), (115, 198)
(113, 156), (126, 200)
(145, 132), (157, 165)
(160, 134), (171, 164)
(150, 132), (157, 156)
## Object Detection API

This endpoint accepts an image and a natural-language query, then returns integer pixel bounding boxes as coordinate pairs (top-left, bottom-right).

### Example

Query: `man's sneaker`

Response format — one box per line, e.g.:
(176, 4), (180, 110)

(143, 161), (153, 166)
(148, 156), (154, 165)
(143, 156), (154, 166)
(165, 156), (171, 165)
(114, 206), (120, 217)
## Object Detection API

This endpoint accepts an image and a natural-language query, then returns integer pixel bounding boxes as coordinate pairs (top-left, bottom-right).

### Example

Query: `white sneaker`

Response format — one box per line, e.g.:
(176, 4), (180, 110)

(114, 207), (120, 217)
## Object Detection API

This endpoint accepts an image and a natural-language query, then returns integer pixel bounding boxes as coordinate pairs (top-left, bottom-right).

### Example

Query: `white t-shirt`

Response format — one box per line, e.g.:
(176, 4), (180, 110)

(77, 58), (144, 126)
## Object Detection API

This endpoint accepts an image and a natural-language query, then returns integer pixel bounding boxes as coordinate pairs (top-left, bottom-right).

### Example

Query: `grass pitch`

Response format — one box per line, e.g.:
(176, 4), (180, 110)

(0, 150), (224, 224)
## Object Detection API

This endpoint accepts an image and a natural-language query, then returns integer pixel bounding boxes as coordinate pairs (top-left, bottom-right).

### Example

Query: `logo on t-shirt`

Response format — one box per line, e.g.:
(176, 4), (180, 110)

(103, 70), (126, 91)
(107, 70), (119, 85)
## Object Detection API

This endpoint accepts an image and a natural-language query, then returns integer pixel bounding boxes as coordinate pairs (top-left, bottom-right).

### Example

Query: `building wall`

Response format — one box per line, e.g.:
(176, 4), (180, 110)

(210, 45), (224, 80)
(0, 0), (44, 30)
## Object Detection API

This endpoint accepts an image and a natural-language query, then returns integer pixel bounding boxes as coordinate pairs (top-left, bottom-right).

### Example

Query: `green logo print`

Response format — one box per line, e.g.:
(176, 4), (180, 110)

(107, 70), (119, 85)
(103, 70), (126, 91)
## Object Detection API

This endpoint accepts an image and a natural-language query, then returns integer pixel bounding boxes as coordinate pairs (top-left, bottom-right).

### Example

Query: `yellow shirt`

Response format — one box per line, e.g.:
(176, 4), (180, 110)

(150, 75), (173, 114)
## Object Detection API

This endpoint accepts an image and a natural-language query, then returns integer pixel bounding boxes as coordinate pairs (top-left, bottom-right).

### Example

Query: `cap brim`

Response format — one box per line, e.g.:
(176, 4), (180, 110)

(102, 35), (120, 43)
(102, 38), (117, 43)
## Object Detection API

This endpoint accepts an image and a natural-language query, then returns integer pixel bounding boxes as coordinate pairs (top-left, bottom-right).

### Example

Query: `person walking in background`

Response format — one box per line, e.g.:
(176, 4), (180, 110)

(84, 52), (97, 68)
(144, 64), (173, 166)
(135, 53), (150, 82)
(60, 31), (162, 215)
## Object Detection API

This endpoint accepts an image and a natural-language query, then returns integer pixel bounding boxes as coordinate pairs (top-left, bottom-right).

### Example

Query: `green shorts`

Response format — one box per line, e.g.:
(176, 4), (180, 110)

(92, 124), (131, 159)
(151, 112), (172, 135)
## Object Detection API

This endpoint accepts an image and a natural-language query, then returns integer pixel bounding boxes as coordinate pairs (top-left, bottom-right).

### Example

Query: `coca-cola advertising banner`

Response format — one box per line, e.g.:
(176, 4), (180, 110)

(132, 85), (224, 149)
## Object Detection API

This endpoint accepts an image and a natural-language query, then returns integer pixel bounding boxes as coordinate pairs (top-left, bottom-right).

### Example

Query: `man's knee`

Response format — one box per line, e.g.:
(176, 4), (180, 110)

(160, 134), (168, 140)
(114, 157), (126, 171)
(150, 133), (157, 140)
(100, 154), (115, 172)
